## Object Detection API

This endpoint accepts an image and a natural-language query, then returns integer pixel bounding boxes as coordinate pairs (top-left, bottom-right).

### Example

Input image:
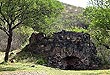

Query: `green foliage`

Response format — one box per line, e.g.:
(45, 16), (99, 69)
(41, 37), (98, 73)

(0, 0), (63, 32)
(46, 4), (88, 34)
(14, 48), (47, 65)
(84, 7), (110, 31)
(31, 0), (64, 33)
(65, 27), (88, 33)
(97, 47), (110, 65)
(15, 26), (34, 36)
(84, 0), (110, 44)
(36, 58), (47, 65)
(15, 26), (34, 48)
(89, 0), (110, 8)
(84, 0), (110, 64)
(0, 0), (63, 62)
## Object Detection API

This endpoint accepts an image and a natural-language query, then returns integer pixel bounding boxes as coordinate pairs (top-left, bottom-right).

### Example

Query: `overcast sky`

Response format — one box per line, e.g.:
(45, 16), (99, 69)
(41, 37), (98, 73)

(58, 0), (89, 8)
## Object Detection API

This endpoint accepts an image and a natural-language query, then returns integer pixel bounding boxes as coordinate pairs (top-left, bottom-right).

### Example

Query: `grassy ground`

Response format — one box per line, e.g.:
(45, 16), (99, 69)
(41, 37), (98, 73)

(0, 51), (110, 75)
(0, 63), (110, 75)
(0, 52), (5, 63)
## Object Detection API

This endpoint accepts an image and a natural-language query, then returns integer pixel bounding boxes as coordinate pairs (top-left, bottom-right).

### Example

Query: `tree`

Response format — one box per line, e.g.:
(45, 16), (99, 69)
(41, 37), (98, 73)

(84, 0), (110, 45)
(84, 0), (110, 64)
(0, 0), (63, 62)
(88, 0), (110, 8)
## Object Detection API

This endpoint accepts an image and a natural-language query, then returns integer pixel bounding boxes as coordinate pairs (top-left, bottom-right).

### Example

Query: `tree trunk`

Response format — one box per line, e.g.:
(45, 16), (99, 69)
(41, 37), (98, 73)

(4, 31), (13, 62)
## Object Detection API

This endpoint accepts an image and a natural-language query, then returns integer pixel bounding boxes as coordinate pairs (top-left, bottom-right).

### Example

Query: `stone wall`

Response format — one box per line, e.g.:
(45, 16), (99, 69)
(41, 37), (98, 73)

(26, 30), (100, 70)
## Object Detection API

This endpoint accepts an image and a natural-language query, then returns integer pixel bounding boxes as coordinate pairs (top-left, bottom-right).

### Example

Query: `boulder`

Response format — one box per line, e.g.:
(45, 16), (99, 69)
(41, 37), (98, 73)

(27, 30), (100, 70)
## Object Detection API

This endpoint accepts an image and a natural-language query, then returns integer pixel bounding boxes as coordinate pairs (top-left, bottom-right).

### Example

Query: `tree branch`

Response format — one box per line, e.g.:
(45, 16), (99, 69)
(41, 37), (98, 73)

(11, 21), (23, 30)
(0, 3), (10, 25)
(103, 44), (110, 49)
(0, 17), (5, 24)
(10, 14), (21, 25)
(11, 13), (27, 30)
(0, 24), (9, 36)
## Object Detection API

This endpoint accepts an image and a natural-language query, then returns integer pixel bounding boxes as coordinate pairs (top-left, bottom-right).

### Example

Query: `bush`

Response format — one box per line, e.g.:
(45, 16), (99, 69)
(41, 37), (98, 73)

(13, 47), (47, 65)
(97, 46), (110, 65)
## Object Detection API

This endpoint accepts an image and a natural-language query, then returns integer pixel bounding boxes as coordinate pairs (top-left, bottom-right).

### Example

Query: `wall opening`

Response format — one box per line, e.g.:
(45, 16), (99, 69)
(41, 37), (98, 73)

(62, 56), (83, 70)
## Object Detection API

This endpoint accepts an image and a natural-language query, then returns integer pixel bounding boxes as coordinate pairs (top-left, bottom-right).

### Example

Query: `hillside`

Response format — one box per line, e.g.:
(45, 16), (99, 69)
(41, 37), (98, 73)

(63, 3), (84, 14)
(50, 3), (87, 33)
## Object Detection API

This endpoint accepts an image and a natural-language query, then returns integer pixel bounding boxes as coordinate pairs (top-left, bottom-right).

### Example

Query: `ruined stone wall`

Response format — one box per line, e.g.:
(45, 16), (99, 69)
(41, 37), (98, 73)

(26, 30), (100, 70)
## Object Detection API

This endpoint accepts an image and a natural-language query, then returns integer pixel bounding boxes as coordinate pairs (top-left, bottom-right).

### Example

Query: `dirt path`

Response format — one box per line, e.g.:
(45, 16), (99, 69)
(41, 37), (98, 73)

(0, 71), (47, 75)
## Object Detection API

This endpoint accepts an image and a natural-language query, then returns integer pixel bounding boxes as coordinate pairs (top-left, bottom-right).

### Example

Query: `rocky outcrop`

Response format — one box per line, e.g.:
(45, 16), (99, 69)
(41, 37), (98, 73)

(26, 30), (100, 70)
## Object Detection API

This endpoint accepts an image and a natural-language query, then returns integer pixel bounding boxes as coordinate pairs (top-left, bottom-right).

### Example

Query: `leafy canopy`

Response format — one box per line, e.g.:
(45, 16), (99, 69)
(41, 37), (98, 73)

(84, 0), (110, 44)
(0, 0), (63, 34)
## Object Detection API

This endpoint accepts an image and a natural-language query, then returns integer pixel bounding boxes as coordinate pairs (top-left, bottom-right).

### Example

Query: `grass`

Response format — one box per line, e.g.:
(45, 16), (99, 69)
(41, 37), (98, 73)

(0, 52), (5, 63)
(0, 51), (110, 75)
(0, 63), (110, 75)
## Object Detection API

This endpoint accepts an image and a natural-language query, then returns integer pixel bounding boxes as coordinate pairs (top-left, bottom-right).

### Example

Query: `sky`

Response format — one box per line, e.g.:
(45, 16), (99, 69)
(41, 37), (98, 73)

(58, 0), (89, 8)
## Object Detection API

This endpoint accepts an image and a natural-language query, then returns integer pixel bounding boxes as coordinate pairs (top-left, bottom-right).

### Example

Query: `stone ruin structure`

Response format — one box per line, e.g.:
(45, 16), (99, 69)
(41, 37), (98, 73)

(26, 30), (100, 70)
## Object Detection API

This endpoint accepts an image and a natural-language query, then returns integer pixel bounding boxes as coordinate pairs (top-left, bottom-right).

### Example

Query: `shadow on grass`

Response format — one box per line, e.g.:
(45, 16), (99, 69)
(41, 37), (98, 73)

(0, 66), (19, 71)
(0, 62), (23, 72)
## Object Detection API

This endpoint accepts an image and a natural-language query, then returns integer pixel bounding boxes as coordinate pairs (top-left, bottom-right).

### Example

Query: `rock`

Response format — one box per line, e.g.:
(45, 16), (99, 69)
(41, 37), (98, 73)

(26, 30), (100, 70)
(10, 59), (16, 63)
(31, 65), (35, 67)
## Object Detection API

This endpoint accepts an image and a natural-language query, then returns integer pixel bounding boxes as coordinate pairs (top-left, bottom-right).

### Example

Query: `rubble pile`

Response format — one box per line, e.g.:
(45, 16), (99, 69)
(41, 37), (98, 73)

(27, 30), (100, 70)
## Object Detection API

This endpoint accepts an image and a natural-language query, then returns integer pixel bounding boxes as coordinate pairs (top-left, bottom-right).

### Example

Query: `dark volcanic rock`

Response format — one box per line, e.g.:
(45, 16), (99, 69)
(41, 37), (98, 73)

(27, 30), (100, 70)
